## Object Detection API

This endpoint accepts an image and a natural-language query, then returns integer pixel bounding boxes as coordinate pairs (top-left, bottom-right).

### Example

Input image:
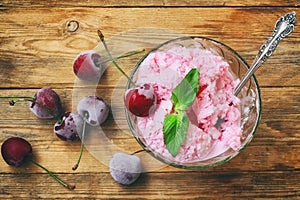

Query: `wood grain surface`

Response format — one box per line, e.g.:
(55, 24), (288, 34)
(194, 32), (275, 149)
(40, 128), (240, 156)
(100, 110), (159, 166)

(0, 1), (299, 199)
(0, 0), (299, 7)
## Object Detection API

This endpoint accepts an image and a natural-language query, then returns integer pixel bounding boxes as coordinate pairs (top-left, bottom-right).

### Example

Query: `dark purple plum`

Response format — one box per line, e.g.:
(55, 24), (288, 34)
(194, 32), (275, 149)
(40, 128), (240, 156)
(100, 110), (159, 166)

(109, 153), (142, 185)
(1, 137), (75, 190)
(54, 112), (84, 141)
(77, 95), (109, 126)
(30, 88), (63, 119)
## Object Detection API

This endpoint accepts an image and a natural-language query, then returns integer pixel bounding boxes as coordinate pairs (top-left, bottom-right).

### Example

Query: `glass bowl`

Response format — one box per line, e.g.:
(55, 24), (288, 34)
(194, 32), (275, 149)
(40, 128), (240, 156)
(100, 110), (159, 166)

(125, 36), (261, 170)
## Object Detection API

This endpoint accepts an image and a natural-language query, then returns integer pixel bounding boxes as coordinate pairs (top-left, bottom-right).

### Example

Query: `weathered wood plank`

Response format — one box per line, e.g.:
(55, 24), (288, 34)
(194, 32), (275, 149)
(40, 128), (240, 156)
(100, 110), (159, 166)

(1, 0), (299, 8)
(0, 124), (299, 173)
(0, 171), (299, 199)
(0, 8), (299, 88)
(0, 5), (299, 199)
(0, 87), (298, 123)
(0, 87), (298, 174)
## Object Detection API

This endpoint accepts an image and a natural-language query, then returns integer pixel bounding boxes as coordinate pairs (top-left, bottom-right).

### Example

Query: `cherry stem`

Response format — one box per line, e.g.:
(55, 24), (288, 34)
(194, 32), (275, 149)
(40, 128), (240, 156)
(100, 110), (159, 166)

(97, 30), (137, 87)
(72, 112), (88, 171)
(0, 95), (62, 123)
(0, 96), (35, 99)
(96, 49), (145, 66)
(0, 96), (35, 105)
(131, 149), (149, 155)
(30, 160), (75, 190)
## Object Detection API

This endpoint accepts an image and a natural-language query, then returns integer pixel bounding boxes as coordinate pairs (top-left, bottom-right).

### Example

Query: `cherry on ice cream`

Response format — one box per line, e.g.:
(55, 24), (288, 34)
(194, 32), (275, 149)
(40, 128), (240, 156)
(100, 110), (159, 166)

(124, 83), (157, 117)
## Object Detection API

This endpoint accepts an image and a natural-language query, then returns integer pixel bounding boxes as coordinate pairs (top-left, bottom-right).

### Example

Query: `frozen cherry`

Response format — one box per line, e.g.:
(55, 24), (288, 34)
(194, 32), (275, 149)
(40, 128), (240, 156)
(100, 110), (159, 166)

(53, 112), (89, 171)
(30, 88), (63, 119)
(0, 87), (63, 119)
(109, 153), (142, 185)
(124, 83), (157, 117)
(54, 112), (87, 171)
(1, 137), (75, 190)
(73, 48), (144, 82)
(72, 112), (88, 171)
(54, 112), (84, 141)
(97, 30), (156, 117)
(77, 95), (109, 126)
(73, 50), (105, 81)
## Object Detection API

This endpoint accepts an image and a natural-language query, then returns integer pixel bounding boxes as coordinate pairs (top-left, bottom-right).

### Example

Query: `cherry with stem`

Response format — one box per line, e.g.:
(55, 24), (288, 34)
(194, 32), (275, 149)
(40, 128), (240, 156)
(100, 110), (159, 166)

(1, 137), (75, 190)
(30, 160), (75, 190)
(97, 29), (137, 87)
(98, 49), (145, 66)
(72, 95), (109, 170)
(1, 95), (63, 124)
(0, 96), (35, 105)
(97, 30), (158, 117)
(74, 48), (145, 82)
(0, 88), (63, 120)
(7, 96), (54, 114)
(72, 112), (88, 171)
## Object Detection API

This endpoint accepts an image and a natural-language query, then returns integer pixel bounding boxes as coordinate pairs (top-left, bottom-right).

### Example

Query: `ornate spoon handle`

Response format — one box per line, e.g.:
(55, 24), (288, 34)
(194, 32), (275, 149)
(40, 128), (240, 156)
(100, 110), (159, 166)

(234, 12), (296, 96)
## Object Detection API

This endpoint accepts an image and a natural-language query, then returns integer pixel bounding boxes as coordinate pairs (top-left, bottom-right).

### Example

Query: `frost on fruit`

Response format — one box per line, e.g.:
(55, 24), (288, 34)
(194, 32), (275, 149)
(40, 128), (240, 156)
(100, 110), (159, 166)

(109, 153), (142, 185)
(29, 88), (63, 119)
(73, 50), (105, 81)
(124, 83), (157, 117)
(54, 112), (84, 141)
(77, 95), (109, 126)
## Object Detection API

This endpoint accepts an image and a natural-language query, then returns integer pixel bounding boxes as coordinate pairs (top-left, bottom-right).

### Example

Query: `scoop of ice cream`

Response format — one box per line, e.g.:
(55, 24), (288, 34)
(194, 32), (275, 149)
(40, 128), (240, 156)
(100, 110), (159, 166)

(135, 46), (242, 163)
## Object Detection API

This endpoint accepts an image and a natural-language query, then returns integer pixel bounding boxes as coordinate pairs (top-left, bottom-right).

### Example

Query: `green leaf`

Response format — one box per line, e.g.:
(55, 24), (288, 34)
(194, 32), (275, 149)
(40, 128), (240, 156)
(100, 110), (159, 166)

(171, 68), (200, 111)
(162, 68), (200, 157)
(163, 111), (189, 157)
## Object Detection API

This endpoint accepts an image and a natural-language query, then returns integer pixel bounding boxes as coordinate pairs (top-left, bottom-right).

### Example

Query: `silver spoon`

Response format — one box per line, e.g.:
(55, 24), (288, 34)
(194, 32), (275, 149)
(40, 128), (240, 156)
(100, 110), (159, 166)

(234, 12), (296, 96)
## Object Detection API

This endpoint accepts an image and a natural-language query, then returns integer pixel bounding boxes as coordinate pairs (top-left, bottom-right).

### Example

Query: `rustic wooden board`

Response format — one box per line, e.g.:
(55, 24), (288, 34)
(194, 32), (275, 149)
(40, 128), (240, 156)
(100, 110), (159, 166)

(0, 87), (299, 172)
(0, 171), (299, 199)
(0, 8), (299, 89)
(0, 5), (299, 200)
(1, 0), (299, 8)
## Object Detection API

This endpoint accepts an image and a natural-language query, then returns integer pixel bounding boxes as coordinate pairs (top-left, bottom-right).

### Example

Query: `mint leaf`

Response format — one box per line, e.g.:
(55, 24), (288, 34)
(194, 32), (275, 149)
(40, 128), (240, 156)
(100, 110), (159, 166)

(171, 68), (200, 111)
(163, 68), (200, 157)
(163, 111), (189, 157)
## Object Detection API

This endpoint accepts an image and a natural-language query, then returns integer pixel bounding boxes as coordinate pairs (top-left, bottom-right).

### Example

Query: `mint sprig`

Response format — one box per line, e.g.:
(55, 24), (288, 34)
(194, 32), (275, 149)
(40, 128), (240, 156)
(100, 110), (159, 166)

(163, 111), (189, 156)
(163, 68), (200, 157)
(171, 68), (200, 111)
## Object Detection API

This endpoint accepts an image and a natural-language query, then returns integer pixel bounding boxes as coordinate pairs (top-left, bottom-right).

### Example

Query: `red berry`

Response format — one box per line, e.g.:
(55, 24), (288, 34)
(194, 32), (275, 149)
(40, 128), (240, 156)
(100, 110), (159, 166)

(54, 112), (84, 141)
(1, 137), (32, 167)
(30, 88), (63, 119)
(73, 50), (105, 81)
(77, 95), (110, 126)
(1, 137), (75, 189)
(124, 83), (157, 117)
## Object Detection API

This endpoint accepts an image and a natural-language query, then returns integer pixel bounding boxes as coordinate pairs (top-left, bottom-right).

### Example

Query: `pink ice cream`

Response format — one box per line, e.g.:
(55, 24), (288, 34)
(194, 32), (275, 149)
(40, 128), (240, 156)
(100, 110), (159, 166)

(135, 46), (242, 163)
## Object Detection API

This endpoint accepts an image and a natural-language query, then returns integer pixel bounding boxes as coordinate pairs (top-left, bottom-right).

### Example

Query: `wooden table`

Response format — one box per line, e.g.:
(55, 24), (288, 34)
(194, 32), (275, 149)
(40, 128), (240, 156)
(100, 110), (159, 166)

(0, 1), (299, 199)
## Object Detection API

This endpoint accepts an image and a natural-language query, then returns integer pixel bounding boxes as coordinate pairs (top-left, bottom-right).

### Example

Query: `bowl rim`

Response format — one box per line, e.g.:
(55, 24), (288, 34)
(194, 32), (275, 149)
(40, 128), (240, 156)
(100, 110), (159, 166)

(125, 36), (262, 170)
